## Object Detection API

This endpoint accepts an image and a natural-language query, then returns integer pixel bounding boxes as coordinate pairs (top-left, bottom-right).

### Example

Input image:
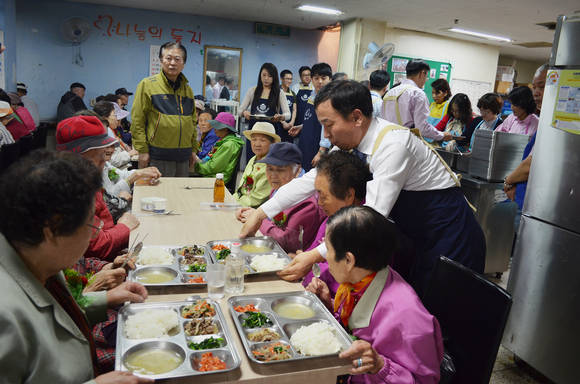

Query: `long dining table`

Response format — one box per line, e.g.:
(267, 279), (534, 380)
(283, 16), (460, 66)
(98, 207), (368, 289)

(130, 177), (350, 383)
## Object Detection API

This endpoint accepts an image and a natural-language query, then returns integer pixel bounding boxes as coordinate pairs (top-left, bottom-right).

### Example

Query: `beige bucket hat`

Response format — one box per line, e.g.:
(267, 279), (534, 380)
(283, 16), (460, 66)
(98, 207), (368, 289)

(243, 122), (281, 143)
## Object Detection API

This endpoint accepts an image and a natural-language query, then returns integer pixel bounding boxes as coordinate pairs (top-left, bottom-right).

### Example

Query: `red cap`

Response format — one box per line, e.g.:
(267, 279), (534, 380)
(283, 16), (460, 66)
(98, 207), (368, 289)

(56, 115), (117, 153)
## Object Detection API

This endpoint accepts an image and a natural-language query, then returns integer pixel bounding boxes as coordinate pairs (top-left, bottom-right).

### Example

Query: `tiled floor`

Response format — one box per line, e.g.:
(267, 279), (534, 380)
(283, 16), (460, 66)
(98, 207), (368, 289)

(486, 272), (555, 384)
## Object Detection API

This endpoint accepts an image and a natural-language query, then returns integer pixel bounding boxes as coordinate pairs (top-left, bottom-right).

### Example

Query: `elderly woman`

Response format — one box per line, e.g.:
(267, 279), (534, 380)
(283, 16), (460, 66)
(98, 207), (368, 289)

(495, 86), (538, 136)
(236, 142), (325, 253)
(306, 206), (443, 384)
(197, 107), (219, 161)
(93, 101), (138, 168)
(280, 151), (372, 285)
(235, 122), (279, 207)
(192, 112), (244, 184)
(0, 150), (151, 384)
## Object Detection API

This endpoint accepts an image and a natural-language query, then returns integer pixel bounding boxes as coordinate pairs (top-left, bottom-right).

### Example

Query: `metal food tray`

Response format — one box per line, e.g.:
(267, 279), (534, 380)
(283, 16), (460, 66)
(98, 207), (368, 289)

(206, 236), (292, 276)
(128, 245), (210, 287)
(115, 297), (241, 379)
(227, 291), (353, 365)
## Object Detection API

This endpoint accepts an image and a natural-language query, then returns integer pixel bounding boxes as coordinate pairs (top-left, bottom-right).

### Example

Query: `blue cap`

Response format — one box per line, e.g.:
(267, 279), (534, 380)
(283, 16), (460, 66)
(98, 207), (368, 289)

(257, 142), (302, 167)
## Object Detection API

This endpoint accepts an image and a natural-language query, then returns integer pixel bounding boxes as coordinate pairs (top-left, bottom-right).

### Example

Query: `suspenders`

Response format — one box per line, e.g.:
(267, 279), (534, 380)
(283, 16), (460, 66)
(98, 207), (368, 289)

(383, 86), (413, 125)
(371, 124), (476, 212)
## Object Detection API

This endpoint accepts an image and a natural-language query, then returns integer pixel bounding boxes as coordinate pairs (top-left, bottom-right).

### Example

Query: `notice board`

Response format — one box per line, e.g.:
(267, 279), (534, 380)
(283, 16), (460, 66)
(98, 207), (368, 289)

(386, 55), (452, 104)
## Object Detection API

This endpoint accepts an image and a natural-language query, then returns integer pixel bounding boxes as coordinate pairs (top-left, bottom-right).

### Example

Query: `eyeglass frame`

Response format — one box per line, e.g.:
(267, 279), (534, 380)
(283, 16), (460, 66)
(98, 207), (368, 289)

(87, 218), (104, 239)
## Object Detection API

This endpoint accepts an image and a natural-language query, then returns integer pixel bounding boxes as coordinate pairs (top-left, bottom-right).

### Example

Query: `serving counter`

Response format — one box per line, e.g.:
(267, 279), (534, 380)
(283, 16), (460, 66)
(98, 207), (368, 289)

(131, 177), (350, 383)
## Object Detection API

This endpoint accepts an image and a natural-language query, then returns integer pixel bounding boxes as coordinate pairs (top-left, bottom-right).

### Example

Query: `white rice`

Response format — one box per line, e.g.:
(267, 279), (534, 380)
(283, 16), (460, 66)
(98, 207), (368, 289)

(250, 254), (289, 272)
(137, 247), (174, 265)
(289, 322), (342, 356)
(125, 309), (179, 339)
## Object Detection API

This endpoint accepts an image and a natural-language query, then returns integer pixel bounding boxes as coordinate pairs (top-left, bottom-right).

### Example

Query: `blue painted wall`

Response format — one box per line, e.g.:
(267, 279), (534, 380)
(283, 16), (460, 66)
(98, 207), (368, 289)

(0, 0), (17, 91)
(15, 0), (324, 120)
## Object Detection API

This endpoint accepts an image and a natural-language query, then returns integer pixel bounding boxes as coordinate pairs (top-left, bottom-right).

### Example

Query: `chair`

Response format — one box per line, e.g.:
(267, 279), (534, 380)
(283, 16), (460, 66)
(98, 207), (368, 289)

(225, 148), (243, 194)
(422, 256), (512, 384)
(0, 141), (21, 173)
(32, 123), (49, 150)
(18, 133), (35, 157)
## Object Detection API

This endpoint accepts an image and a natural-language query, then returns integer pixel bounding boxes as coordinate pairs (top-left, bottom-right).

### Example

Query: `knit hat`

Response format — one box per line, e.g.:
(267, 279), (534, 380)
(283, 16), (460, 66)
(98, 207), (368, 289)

(56, 115), (118, 153)
(209, 112), (237, 133)
(243, 122), (281, 142)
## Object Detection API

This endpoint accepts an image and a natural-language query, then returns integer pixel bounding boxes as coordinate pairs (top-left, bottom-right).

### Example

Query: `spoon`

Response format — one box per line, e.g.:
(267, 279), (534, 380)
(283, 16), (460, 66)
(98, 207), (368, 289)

(312, 263), (321, 278)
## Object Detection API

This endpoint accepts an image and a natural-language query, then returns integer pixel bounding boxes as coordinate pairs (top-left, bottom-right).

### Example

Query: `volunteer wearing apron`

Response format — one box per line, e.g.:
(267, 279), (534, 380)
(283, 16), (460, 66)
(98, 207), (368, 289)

(241, 80), (485, 295)
(240, 63), (291, 161)
(280, 69), (297, 143)
(291, 66), (314, 127)
(289, 63), (333, 172)
(427, 78), (452, 126)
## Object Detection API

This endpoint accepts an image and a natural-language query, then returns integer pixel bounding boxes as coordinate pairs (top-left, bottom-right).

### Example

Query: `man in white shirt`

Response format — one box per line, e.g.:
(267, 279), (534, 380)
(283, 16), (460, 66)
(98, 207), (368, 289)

(382, 60), (452, 142)
(369, 70), (389, 118)
(240, 80), (485, 294)
(16, 83), (39, 127)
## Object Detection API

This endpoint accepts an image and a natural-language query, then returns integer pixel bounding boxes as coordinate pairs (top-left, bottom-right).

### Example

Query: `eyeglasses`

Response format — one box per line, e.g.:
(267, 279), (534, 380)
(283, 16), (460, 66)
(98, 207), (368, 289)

(163, 56), (183, 63)
(87, 218), (104, 239)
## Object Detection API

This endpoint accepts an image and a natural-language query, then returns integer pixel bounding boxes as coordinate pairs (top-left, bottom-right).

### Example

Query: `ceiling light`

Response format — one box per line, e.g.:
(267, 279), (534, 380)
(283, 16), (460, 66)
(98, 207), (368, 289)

(297, 5), (343, 16)
(448, 28), (511, 42)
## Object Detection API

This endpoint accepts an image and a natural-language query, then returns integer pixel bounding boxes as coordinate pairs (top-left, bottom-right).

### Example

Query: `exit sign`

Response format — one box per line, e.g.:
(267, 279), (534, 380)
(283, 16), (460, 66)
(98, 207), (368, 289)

(255, 22), (290, 38)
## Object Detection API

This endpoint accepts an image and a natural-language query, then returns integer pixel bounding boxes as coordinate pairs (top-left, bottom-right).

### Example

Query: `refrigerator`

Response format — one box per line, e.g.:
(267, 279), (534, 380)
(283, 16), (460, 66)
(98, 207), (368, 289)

(503, 14), (580, 384)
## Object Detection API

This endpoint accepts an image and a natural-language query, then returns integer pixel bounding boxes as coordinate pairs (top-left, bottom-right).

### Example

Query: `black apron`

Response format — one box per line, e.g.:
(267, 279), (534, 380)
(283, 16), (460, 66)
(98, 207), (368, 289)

(297, 98), (321, 172)
(294, 86), (313, 126)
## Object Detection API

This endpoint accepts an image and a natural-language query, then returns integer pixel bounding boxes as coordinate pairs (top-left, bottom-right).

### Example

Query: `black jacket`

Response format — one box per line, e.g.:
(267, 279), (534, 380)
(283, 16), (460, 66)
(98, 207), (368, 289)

(57, 91), (87, 122)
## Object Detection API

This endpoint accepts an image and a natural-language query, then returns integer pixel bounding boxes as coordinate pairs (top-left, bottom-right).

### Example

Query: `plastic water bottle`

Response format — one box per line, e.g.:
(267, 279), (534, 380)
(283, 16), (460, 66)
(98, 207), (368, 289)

(225, 242), (244, 294)
(213, 173), (225, 203)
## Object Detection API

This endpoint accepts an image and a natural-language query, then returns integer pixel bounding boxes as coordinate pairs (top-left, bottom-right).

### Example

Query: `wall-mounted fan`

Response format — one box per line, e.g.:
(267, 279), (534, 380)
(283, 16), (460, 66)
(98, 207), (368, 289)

(358, 41), (395, 79)
(60, 17), (91, 66)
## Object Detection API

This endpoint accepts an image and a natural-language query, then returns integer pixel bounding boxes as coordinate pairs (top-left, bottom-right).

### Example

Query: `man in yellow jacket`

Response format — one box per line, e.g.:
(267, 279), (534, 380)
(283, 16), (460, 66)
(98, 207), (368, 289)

(131, 41), (198, 177)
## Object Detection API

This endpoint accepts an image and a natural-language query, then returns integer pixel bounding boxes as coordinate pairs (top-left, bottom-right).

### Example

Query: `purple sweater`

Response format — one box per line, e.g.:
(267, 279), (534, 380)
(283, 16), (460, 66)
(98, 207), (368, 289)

(328, 267), (443, 384)
(260, 195), (325, 254)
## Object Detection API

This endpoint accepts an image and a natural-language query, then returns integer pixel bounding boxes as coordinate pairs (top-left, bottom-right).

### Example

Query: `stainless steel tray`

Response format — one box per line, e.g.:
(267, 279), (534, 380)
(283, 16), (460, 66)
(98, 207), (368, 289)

(128, 245), (210, 287)
(115, 297), (241, 379)
(227, 291), (353, 365)
(206, 236), (292, 276)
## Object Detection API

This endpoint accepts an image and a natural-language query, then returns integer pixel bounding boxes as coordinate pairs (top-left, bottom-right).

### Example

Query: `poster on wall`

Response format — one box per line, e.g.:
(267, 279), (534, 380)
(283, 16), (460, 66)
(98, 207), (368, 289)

(551, 69), (580, 135)
(391, 58), (408, 73)
(0, 30), (5, 90)
(149, 45), (161, 77)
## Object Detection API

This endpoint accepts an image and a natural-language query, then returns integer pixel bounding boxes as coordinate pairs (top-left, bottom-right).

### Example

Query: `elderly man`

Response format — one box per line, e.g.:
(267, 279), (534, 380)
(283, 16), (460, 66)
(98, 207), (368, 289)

(236, 142), (325, 253)
(57, 82), (87, 122)
(382, 60), (451, 142)
(241, 80), (485, 295)
(57, 115), (140, 261)
(131, 41), (198, 176)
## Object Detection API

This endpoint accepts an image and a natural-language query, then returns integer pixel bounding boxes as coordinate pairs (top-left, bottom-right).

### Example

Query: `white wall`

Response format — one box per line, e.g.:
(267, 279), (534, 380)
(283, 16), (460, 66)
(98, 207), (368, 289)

(383, 26), (500, 87)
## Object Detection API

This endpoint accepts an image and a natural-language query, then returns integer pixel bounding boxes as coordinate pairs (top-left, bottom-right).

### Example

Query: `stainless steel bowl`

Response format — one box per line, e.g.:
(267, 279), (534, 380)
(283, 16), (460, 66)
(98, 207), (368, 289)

(123, 341), (186, 375)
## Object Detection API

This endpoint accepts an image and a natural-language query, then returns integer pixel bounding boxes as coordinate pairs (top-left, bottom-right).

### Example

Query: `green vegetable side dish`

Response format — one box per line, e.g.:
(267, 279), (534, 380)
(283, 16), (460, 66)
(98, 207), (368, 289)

(187, 263), (207, 272)
(215, 248), (231, 260)
(273, 346), (284, 353)
(188, 337), (225, 350)
(242, 312), (273, 328)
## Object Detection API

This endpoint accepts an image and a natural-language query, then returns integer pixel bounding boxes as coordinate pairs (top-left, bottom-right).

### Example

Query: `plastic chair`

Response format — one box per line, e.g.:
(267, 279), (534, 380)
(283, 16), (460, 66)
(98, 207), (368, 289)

(0, 141), (21, 173)
(422, 256), (512, 384)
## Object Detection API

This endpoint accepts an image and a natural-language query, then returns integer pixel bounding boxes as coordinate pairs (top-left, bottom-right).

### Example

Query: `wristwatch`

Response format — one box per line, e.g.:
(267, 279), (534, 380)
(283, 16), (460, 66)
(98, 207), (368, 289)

(503, 177), (514, 190)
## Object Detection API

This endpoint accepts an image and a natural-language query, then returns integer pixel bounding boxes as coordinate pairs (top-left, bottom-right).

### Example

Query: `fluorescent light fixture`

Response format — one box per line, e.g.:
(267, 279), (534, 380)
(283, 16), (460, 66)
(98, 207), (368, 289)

(297, 5), (343, 16)
(448, 27), (511, 42)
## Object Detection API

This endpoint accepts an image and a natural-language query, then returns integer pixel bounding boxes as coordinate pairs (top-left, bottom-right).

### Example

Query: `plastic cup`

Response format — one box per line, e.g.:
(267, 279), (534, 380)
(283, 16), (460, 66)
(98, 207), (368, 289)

(207, 264), (226, 299)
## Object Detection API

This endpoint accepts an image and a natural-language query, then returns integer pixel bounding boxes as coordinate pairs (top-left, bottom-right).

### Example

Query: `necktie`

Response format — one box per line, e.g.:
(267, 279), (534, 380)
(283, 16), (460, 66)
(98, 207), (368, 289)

(349, 148), (368, 163)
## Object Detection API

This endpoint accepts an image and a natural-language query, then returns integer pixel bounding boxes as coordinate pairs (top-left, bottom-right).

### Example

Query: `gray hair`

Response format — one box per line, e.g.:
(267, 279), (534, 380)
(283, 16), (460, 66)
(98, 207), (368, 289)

(534, 63), (549, 79)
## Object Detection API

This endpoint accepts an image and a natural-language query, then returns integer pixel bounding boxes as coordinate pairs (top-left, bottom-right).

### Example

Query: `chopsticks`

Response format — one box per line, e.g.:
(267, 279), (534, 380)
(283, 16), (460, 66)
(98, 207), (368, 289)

(120, 232), (149, 269)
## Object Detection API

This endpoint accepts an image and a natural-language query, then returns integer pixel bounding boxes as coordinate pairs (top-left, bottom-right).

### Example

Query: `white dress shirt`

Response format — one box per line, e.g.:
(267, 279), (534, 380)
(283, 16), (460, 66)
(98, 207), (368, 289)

(261, 116), (456, 256)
